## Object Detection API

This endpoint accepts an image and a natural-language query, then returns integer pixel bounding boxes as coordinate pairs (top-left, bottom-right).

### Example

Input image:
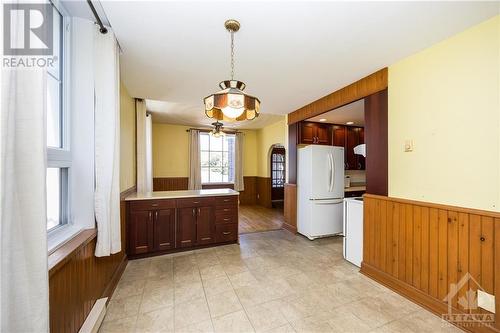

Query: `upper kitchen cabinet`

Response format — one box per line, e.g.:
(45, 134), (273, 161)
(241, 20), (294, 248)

(298, 121), (332, 145)
(332, 125), (346, 147)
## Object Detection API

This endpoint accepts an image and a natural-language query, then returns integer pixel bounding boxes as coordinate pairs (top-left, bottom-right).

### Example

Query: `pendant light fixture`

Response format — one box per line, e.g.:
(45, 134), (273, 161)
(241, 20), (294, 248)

(209, 121), (226, 138)
(204, 19), (260, 122)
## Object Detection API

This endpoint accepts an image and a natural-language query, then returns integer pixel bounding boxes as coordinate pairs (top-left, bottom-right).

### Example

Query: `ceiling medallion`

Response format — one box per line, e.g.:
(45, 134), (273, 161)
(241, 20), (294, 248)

(204, 19), (260, 122)
(209, 121), (226, 138)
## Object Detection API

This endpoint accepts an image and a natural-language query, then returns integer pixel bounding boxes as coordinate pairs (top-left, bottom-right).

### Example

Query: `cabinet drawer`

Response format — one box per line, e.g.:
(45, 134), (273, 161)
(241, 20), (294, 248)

(215, 224), (238, 243)
(215, 196), (238, 206)
(215, 214), (238, 225)
(176, 197), (215, 208)
(129, 199), (176, 211)
(215, 205), (237, 215)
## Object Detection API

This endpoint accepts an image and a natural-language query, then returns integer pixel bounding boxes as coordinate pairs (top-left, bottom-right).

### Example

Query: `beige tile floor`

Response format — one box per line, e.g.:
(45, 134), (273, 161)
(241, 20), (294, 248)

(99, 230), (462, 333)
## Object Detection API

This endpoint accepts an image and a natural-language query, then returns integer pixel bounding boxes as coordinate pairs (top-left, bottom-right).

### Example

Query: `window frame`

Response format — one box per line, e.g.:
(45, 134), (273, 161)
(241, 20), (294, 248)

(47, 0), (72, 237)
(200, 132), (235, 185)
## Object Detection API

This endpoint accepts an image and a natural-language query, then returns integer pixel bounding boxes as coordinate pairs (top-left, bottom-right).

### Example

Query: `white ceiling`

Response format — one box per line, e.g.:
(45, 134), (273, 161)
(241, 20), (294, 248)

(308, 99), (365, 126)
(99, 1), (499, 128)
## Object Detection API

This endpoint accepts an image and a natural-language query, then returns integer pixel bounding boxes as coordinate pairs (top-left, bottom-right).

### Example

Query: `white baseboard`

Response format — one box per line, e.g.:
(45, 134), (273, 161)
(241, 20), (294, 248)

(78, 298), (108, 333)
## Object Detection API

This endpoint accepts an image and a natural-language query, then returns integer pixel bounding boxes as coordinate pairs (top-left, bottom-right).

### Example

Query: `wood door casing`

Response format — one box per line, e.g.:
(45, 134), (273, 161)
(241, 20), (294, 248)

(154, 208), (175, 251)
(129, 210), (153, 255)
(176, 207), (197, 248)
(196, 206), (215, 245)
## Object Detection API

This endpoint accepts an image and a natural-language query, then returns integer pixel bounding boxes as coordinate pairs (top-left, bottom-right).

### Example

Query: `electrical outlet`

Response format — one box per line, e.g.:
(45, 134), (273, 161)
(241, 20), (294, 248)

(478, 290), (495, 313)
(404, 140), (413, 152)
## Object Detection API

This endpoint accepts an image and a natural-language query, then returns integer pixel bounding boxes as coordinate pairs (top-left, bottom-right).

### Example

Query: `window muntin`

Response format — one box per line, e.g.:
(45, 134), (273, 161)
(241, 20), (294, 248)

(200, 133), (235, 183)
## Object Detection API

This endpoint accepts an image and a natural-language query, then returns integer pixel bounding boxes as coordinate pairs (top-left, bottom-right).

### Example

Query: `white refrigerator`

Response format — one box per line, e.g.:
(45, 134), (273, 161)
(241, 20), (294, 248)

(297, 145), (345, 240)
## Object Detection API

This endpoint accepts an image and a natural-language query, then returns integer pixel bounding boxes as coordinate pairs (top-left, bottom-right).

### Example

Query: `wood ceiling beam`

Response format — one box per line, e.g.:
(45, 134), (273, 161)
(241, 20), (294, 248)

(287, 67), (388, 124)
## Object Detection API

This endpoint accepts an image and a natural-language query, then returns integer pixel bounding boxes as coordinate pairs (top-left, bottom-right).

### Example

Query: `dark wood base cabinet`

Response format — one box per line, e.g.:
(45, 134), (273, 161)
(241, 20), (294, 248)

(127, 195), (238, 258)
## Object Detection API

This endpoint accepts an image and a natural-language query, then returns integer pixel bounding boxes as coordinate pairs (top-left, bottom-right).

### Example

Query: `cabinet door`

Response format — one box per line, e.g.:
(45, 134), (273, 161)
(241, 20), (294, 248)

(332, 125), (346, 147)
(315, 124), (331, 145)
(299, 122), (316, 144)
(177, 207), (197, 248)
(196, 206), (215, 245)
(346, 127), (359, 170)
(154, 208), (175, 251)
(129, 210), (153, 255)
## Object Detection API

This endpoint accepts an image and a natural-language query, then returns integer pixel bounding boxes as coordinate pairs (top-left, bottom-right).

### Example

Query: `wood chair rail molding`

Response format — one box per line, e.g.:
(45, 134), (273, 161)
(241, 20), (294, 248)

(287, 68), (388, 124)
(361, 194), (500, 333)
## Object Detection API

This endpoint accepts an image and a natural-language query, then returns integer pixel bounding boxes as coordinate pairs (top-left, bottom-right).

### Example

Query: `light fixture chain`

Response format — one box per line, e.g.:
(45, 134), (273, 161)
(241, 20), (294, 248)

(230, 30), (235, 80)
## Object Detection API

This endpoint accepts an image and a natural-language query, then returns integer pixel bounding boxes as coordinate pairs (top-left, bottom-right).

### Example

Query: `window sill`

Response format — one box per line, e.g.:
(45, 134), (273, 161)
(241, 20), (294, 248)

(48, 228), (97, 275)
(202, 182), (234, 185)
(48, 224), (83, 254)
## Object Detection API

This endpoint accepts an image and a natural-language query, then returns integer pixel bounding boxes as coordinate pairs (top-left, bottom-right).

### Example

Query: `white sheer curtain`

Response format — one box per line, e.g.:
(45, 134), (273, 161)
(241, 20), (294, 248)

(136, 99), (153, 193)
(234, 132), (245, 191)
(94, 29), (121, 256)
(0, 37), (49, 333)
(188, 130), (202, 190)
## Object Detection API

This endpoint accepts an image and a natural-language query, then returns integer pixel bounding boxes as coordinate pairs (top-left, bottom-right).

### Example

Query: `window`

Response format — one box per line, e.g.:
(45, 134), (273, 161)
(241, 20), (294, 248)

(200, 133), (235, 183)
(46, 2), (70, 232)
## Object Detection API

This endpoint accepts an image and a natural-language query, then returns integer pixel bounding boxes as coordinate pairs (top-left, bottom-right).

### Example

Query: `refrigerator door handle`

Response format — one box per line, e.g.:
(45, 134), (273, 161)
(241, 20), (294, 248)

(329, 153), (335, 192)
(327, 154), (332, 192)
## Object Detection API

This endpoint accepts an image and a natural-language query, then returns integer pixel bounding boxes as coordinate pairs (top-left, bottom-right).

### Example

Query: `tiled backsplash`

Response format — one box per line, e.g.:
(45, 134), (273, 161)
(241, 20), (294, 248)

(345, 170), (366, 184)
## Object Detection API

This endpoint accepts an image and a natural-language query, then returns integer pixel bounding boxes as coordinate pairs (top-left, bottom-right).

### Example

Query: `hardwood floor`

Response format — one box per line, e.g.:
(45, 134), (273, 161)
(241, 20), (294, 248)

(238, 205), (285, 234)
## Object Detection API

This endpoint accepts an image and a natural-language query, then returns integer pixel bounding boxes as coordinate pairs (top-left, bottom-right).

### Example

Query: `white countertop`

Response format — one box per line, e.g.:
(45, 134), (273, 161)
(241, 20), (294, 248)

(125, 189), (239, 201)
(344, 185), (366, 192)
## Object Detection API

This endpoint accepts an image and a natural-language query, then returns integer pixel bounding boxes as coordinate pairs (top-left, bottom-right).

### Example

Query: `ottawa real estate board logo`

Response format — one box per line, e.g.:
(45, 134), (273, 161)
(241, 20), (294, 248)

(3, 3), (56, 68)
(442, 273), (495, 328)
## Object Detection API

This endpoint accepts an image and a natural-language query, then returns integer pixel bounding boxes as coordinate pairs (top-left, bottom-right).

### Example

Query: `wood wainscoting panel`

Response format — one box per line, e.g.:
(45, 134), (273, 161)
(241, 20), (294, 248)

(287, 68), (388, 124)
(48, 186), (133, 333)
(240, 176), (257, 205)
(256, 177), (272, 208)
(284, 183), (297, 233)
(361, 194), (499, 333)
(153, 177), (189, 191)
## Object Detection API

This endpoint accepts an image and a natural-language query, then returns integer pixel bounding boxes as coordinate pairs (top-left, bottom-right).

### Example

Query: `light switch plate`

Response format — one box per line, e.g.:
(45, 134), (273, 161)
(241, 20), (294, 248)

(477, 290), (495, 313)
(404, 140), (413, 152)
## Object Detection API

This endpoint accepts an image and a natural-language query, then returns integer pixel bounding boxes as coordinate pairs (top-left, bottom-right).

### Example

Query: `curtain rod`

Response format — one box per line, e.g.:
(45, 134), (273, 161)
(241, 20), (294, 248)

(87, 0), (107, 34)
(185, 127), (243, 134)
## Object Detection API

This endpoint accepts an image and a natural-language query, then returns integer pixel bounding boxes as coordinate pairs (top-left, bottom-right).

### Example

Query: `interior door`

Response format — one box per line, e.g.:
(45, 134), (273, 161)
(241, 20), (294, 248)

(177, 207), (197, 248)
(154, 208), (175, 251)
(196, 206), (215, 245)
(271, 147), (286, 203)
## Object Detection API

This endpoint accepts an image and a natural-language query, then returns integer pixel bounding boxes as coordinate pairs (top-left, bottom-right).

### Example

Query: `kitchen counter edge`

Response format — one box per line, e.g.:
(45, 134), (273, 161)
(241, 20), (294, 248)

(125, 189), (240, 201)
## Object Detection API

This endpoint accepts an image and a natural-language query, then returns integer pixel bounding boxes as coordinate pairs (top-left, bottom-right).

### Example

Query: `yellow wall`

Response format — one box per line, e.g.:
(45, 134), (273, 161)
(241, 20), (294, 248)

(119, 82), (136, 191)
(388, 15), (500, 211)
(152, 118), (287, 179)
(256, 118), (287, 177)
(152, 123), (191, 177)
(152, 124), (261, 177)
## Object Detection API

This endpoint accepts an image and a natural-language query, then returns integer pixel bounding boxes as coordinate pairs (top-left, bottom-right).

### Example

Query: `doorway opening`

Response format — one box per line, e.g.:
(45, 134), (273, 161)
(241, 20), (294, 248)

(270, 146), (286, 208)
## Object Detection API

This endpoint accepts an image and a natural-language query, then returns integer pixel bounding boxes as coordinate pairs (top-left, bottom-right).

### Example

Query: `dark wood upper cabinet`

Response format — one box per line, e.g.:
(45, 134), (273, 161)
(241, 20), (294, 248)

(332, 125), (346, 147)
(154, 208), (175, 251)
(298, 122), (332, 145)
(129, 210), (153, 255)
(345, 126), (365, 170)
(177, 207), (197, 248)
